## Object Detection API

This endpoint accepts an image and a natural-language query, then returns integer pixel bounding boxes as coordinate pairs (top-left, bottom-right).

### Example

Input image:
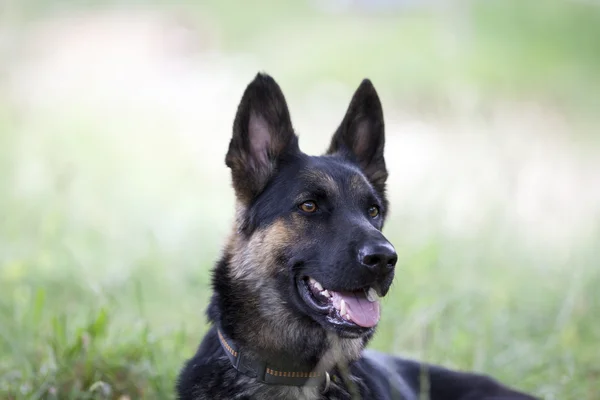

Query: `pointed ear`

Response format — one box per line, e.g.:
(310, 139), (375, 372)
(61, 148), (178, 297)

(225, 73), (299, 203)
(326, 79), (387, 194)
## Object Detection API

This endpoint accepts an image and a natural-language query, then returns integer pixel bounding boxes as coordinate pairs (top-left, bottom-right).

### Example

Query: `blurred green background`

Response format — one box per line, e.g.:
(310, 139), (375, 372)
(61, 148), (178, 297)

(1, 0), (599, 399)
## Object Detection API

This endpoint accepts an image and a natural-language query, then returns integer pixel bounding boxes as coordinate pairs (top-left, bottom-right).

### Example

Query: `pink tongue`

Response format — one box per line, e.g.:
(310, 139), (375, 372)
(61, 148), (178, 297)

(331, 291), (380, 328)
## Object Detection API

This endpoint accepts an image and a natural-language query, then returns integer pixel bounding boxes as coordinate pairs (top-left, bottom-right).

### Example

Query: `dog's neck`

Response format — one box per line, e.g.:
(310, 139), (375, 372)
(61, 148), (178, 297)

(207, 251), (367, 377)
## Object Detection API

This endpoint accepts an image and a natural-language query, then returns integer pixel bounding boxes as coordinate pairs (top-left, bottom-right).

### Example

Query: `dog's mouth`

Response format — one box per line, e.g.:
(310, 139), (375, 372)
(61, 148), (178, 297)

(297, 276), (381, 329)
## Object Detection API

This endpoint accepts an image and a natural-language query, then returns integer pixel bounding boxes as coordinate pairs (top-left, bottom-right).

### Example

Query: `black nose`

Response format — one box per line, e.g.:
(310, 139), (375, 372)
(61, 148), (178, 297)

(359, 242), (397, 272)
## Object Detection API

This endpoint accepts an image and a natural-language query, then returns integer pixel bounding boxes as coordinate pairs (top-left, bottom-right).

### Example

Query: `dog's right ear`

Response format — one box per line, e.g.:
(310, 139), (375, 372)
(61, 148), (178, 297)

(226, 73), (299, 203)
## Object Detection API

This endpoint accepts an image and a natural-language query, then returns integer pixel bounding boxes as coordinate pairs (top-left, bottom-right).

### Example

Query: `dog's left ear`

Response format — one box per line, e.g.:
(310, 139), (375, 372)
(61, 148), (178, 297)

(327, 79), (387, 195)
(226, 73), (299, 203)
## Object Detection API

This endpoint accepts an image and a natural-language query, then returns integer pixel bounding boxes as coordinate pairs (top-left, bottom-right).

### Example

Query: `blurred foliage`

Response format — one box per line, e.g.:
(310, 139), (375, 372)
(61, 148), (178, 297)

(10, 0), (600, 112)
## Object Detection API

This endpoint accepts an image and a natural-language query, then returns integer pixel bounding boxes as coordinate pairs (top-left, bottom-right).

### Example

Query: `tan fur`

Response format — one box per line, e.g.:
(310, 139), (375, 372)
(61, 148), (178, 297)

(227, 216), (306, 349)
(349, 172), (370, 192)
(317, 333), (363, 373)
(298, 169), (339, 196)
(228, 215), (292, 282)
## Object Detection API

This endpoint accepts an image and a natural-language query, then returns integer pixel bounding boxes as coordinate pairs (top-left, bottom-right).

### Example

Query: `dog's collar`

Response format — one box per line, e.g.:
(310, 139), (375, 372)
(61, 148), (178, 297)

(217, 328), (331, 392)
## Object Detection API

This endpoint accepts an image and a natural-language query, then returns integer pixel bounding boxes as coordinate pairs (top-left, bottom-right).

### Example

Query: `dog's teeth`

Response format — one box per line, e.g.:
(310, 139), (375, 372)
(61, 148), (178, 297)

(321, 289), (330, 298)
(313, 281), (323, 292)
(344, 313), (351, 321)
(366, 287), (379, 303)
(340, 299), (347, 316)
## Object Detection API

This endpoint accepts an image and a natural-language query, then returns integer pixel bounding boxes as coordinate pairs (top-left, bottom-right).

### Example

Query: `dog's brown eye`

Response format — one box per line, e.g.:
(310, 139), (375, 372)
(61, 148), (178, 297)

(368, 206), (380, 218)
(300, 201), (317, 213)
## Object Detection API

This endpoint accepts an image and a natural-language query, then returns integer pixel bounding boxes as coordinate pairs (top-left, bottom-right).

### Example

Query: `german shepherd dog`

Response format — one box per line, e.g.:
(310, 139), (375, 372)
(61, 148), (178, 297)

(177, 73), (537, 400)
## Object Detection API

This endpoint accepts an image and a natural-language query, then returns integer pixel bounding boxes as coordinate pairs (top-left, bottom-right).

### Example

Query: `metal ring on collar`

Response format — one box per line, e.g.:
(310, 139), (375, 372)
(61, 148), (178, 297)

(322, 372), (330, 394)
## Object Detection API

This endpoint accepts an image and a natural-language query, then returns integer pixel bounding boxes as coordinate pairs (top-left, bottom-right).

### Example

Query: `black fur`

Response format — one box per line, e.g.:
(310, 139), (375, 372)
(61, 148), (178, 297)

(176, 73), (538, 400)
(327, 79), (388, 198)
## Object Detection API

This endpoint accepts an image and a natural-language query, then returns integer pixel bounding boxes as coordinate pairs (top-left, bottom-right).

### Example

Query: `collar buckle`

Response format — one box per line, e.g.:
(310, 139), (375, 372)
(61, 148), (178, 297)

(322, 371), (331, 394)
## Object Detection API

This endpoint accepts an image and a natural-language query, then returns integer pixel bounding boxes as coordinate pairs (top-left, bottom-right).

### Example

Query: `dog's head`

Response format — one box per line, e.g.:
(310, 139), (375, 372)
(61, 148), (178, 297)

(224, 73), (396, 340)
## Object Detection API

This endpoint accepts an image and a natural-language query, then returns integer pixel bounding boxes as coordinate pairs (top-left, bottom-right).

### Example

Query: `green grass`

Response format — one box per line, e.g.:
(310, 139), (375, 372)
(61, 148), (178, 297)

(1, 1), (600, 399)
